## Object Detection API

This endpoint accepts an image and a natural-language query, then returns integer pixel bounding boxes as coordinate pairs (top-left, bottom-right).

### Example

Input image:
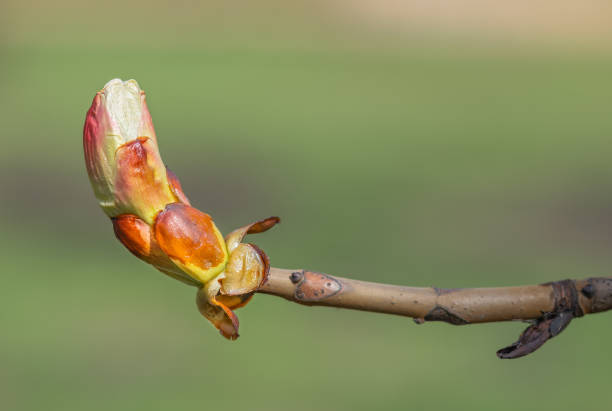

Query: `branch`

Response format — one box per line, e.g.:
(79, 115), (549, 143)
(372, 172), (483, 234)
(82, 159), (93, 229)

(258, 268), (612, 359)
(83, 81), (612, 359)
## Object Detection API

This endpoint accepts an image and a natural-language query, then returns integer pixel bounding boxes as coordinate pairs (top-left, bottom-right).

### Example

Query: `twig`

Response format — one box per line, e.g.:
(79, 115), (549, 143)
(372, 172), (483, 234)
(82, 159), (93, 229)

(258, 268), (612, 359)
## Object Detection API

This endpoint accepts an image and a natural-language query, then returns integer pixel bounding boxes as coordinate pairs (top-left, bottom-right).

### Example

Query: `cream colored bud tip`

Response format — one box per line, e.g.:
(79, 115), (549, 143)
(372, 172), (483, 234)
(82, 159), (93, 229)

(101, 78), (144, 143)
(102, 78), (141, 93)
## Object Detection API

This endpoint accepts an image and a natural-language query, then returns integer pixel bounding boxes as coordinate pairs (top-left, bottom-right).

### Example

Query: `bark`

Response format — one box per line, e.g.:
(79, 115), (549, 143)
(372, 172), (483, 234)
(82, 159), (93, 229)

(258, 268), (612, 359)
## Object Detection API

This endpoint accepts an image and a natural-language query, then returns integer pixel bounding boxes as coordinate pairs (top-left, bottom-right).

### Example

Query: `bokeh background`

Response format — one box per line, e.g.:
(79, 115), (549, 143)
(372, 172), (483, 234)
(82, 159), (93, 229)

(2, 1), (612, 410)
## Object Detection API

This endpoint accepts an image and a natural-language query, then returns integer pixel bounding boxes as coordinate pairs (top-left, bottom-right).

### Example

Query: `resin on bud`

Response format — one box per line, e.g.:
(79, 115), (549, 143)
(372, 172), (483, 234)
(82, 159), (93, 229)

(83, 79), (279, 339)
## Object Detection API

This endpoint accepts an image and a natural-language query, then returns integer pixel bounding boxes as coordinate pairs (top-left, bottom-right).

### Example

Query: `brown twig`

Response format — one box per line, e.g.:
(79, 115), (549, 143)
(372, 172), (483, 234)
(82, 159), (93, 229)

(258, 268), (612, 359)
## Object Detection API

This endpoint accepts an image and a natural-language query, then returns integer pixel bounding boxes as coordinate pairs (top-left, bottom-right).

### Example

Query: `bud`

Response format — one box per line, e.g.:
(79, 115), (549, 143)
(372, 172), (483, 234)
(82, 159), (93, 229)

(83, 79), (175, 224)
(83, 79), (279, 339)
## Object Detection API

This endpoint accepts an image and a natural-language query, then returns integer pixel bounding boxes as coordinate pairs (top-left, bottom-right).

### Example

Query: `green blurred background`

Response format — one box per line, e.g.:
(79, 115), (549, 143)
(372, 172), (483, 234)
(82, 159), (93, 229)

(2, 1), (612, 410)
